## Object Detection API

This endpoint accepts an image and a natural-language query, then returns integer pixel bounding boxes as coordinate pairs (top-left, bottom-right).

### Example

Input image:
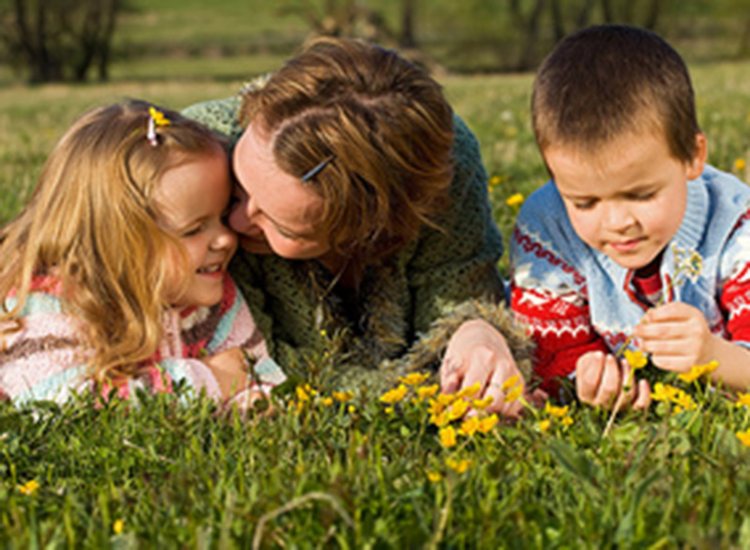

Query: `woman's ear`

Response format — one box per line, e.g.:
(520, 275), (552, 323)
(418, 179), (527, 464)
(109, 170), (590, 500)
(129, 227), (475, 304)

(686, 133), (708, 180)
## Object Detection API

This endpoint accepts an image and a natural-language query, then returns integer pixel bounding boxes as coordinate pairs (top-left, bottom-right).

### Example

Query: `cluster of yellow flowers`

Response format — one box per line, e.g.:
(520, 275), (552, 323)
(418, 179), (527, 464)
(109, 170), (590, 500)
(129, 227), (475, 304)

(291, 383), (356, 415)
(537, 402), (574, 433)
(677, 361), (719, 384)
(380, 372), (513, 479)
(651, 383), (697, 414)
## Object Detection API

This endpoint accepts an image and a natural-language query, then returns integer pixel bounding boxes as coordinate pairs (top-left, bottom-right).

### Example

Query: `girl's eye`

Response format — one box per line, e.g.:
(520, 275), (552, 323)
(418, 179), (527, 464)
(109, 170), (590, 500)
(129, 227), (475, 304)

(632, 192), (656, 201)
(182, 225), (202, 237)
(573, 201), (596, 210)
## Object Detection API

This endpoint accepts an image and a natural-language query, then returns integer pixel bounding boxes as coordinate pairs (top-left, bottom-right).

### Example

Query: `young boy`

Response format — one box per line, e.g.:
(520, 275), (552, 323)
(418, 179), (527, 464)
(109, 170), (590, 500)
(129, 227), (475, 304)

(510, 25), (750, 406)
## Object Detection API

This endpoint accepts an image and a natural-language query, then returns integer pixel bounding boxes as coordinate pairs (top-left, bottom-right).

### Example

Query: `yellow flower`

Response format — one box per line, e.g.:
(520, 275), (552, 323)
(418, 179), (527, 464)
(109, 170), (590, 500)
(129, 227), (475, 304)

(458, 416), (480, 437)
(399, 372), (430, 386)
(678, 360), (719, 383)
(544, 402), (569, 418)
(380, 384), (408, 405)
(447, 398), (470, 420)
(347, 405), (356, 414)
(320, 397), (334, 407)
(417, 384), (440, 400)
(456, 383), (482, 399)
(489, 175), (503, 187)
(332, 390), (354, 403)
(505, 193), (524, 208)
(439, 426), (457, 448)
(429, 410), (451, 428)
(319, 328), (328, 338)
(295, 384), (316, 402)
(501, 375), (521, 391)
(17, 480), (39, 496)
(426, 470), (443, 483)
(736, 429), (750, 447)
(538, 419), (551, 432)
(672, 391), (696, 412)
(427, 399), (445, 416)
(478, 414), (499, 434)
(505, 384), (523, 404)
(436, 393), (458, 407)
(445, 457), (472, 474)
(148, 106), (171, 127)
(471, 396), (494, 410)
(113, 519), (124, 535)
(736, 393), (750, 408)
(623, 349), (648, 370)
(385, 406), (394, 415)
(651, 382), (678, 402)
(735, 158), (747, 172)
(561, 416), (574, 427)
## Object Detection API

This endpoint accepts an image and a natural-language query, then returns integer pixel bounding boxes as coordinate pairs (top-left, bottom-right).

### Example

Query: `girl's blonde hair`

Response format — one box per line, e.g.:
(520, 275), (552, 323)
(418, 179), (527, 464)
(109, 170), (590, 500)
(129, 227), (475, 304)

(241, 37), (455, 281)
(0, 100), (226, 382)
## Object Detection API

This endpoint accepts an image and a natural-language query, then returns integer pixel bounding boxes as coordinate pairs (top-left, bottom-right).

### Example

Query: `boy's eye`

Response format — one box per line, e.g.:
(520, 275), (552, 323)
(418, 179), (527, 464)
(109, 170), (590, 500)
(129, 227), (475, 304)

(572, 200), (596, 210)
(630, 192), (656, 201)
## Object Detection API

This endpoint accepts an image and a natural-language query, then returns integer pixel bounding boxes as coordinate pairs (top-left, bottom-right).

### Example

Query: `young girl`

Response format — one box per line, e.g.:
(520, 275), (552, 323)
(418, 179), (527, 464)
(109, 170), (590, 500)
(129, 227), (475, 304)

(0, 100), (285, 406)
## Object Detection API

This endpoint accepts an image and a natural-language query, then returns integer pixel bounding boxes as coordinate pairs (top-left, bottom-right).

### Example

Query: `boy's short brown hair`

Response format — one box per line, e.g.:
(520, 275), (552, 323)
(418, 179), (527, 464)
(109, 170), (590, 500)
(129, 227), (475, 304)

(532, 24), (701, 162)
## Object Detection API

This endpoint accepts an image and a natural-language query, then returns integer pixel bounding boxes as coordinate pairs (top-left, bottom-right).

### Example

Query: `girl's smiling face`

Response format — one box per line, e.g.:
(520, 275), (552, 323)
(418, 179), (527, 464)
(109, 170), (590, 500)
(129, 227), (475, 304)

(154, 145), (237, 308)
(545, 129), (707, 271)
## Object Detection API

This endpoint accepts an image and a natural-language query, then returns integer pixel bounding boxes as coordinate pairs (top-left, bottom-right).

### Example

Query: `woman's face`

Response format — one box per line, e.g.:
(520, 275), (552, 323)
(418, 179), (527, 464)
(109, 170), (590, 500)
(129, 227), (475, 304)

(230, 124), (332, 261)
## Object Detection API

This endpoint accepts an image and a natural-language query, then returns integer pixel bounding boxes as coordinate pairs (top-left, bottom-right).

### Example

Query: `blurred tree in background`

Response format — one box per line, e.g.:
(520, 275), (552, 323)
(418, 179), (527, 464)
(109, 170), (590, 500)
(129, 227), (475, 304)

(0, 0), (122, 83)
(0, 0), (748, 83)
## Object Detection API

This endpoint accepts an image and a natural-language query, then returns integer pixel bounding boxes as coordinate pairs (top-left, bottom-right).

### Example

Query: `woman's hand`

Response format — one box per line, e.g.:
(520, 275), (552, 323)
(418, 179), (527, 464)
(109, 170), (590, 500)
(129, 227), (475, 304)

(439, 319), (526, 417)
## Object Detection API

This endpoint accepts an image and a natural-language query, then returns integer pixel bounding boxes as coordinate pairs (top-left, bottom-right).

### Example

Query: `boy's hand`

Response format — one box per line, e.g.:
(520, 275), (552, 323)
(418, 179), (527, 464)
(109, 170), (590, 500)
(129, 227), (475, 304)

(634, 302), (713, 372)
(576, 351), (651, 410)
(440, 319), (525, 418)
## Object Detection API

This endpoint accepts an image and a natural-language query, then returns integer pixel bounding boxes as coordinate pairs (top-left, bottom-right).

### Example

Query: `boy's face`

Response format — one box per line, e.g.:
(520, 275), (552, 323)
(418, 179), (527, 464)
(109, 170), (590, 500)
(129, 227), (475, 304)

(545, 129), (706, 271)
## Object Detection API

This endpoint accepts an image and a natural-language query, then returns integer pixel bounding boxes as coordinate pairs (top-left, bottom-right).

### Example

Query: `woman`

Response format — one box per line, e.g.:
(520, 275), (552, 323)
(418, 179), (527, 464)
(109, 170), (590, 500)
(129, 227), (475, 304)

(184, 37), (531, 414)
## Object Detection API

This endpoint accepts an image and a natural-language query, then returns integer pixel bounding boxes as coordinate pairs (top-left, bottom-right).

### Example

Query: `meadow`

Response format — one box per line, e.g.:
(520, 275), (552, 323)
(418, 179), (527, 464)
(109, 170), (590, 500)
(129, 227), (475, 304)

(1, 58), (750, 547)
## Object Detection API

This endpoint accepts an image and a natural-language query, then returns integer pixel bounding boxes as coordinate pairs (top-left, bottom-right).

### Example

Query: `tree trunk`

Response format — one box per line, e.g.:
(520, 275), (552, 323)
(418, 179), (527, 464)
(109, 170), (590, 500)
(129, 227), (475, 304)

(737, 17), (750, 57)
(514, 0), (546, 71)
(550, 0), (565, 42)
(643, 0), (663, 29)
(575, 0), (596, 29)
(97, 0), (120, 81)
(399, 0), (416, 48)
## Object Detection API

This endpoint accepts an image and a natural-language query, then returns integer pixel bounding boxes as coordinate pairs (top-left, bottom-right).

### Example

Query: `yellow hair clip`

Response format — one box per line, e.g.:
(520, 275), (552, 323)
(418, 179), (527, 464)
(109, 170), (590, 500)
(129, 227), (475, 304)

(147, 106), (171, 146)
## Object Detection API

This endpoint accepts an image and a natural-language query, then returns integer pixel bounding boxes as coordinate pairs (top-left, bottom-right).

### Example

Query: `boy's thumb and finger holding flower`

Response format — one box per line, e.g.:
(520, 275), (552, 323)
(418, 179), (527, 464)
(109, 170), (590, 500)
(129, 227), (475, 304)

(634, 302), (714, 372)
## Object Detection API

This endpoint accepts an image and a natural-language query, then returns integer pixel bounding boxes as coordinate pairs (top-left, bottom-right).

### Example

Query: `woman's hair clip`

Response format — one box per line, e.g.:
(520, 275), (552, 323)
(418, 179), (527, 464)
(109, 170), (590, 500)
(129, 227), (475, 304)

(301, 154), (335, 182)
(146, 106), (171, 147)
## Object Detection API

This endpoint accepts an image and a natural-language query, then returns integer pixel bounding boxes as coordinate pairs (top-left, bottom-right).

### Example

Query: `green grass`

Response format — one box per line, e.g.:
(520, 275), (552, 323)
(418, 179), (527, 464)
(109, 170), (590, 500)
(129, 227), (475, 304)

(2, 59), (750, 547)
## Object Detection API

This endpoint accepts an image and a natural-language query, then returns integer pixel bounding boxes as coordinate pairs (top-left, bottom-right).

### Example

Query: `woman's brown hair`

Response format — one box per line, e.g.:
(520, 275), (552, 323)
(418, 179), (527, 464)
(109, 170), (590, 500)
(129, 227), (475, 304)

(240, 37), (455, 280)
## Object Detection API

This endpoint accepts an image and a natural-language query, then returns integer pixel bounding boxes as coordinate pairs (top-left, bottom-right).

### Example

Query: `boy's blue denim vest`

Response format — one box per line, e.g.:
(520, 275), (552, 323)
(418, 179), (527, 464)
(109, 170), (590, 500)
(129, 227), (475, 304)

(511, 165), (750, 352)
